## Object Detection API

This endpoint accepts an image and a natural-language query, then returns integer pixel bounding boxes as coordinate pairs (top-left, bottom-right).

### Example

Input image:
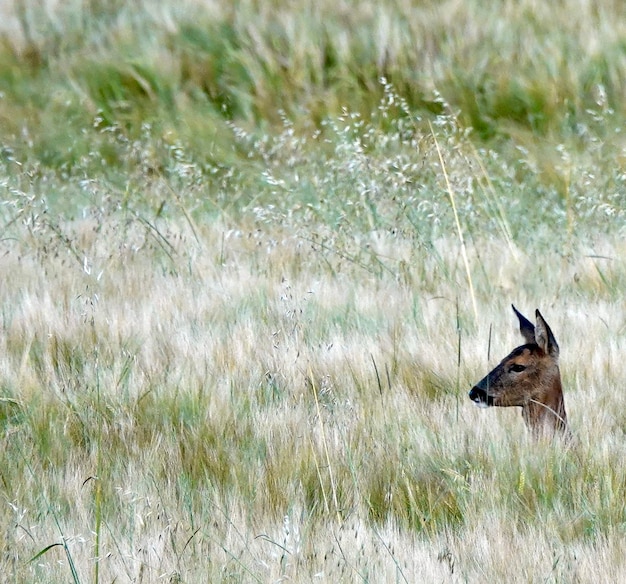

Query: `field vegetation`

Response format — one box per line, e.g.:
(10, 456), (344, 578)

(1, 0), (626, 582)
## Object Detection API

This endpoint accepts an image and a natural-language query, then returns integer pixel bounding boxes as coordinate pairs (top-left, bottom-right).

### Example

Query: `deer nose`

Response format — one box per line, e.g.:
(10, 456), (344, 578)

(469, 386), (483, 402)
(469, 386), (491, 407)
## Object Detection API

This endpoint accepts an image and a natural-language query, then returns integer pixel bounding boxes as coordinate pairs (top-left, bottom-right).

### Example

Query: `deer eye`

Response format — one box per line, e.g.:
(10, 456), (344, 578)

(510, 363), (526, 373)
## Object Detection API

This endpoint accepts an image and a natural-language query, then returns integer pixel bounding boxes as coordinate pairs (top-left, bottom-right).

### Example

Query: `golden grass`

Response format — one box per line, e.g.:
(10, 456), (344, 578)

(1, 211), (626, 581)
(1, 1), (626, 581)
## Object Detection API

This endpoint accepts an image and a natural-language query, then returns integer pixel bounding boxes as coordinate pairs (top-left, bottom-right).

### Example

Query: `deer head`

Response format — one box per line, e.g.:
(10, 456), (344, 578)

(469, 305), (568, 437)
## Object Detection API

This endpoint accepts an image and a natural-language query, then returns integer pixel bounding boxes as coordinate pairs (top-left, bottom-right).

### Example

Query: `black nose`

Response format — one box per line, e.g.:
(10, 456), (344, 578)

(469, 386), (488, 404)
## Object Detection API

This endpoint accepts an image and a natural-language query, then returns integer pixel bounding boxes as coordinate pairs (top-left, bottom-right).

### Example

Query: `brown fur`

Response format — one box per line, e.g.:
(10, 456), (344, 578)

(469, 305), (568, 438)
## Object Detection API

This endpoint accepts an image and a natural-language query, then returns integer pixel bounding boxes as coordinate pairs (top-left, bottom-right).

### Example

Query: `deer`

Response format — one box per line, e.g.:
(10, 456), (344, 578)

(468, 305), (568, 438)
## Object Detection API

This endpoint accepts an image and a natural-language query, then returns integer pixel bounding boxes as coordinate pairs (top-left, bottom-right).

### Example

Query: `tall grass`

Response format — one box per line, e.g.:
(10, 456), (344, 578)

(1, 0), (626, 582)
(2, 0), (626, 185)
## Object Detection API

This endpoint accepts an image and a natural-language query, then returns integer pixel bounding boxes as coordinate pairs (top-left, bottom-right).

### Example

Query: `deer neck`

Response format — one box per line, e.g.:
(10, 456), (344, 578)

(522, 374), (567, 436)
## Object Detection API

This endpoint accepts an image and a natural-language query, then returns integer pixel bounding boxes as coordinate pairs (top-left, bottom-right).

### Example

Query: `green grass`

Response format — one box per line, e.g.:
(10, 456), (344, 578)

(2, 0), (626, 582)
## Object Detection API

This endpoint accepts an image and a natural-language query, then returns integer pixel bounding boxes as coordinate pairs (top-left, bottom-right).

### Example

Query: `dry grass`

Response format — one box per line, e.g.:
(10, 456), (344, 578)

(1, 1), (626, 582)
(1, 209), (626, 581)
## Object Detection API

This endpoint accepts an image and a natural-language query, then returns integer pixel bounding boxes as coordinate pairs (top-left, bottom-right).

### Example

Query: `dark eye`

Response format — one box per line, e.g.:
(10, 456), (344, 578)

(510, 363), (526, 373)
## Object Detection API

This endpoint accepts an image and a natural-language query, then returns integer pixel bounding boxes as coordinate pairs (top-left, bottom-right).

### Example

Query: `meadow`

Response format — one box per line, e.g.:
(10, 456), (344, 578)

(1, 0), (626, 582)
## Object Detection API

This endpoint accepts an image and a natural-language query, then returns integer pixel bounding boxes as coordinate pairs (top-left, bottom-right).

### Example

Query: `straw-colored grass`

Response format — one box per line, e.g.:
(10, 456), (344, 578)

(2, 0), (626, 582)
(2, 209), (626, 582)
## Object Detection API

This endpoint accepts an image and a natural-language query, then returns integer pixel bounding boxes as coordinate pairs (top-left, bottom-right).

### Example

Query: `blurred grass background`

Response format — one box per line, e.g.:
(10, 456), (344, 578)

(1, 0), (625, 223)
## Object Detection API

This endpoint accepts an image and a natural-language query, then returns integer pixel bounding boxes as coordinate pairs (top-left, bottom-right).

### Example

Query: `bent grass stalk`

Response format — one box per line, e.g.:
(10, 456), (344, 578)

(93, 351), (102, 584)
(308, 368), (341, 523)
(429, 121), (478, 324)
(25, 459), (81, 583)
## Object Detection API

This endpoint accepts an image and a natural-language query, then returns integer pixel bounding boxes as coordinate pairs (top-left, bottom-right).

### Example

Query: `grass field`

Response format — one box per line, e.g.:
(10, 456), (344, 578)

(2, 1), (626, 582)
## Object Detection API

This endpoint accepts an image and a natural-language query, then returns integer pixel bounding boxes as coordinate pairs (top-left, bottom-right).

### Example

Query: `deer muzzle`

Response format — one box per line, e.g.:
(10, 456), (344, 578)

(468, 385), (494, 408)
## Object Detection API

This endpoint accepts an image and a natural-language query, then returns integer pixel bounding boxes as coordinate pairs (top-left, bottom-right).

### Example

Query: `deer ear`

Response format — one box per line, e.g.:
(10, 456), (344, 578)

(512, 304), (535, 344)
(534, 309), (559, 358)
